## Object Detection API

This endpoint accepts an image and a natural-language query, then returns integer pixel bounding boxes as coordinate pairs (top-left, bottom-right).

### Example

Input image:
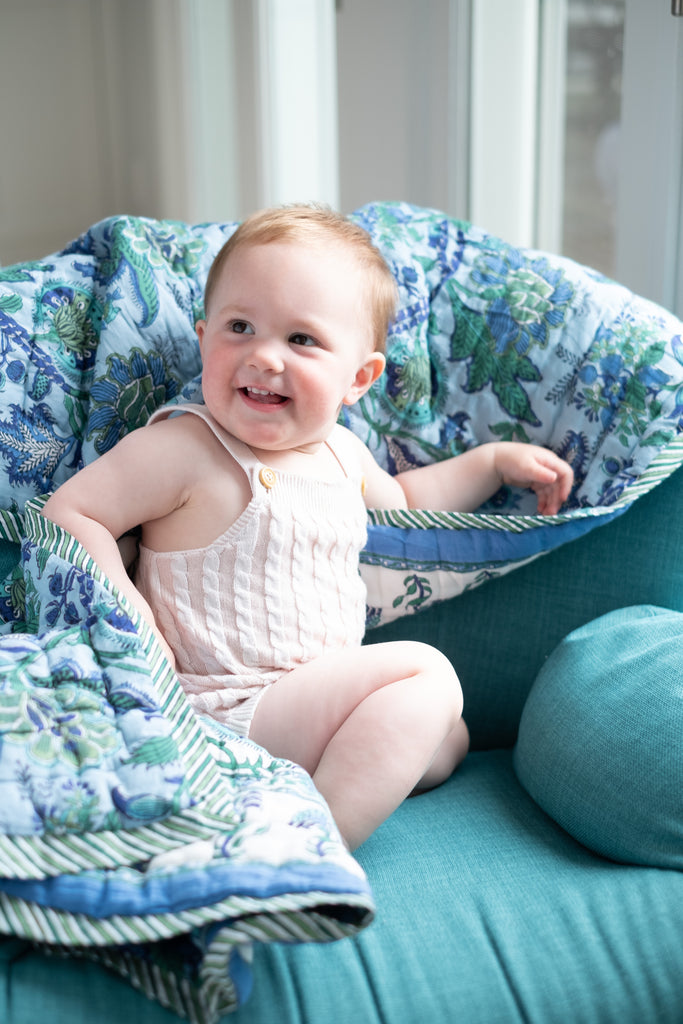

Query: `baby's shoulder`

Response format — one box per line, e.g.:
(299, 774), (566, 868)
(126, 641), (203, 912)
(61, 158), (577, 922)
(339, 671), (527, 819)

(140, 408), (232, 473)
(144, 407), (212, 444)
(331, 422), (366, 454)
(330, 424), (374, 472)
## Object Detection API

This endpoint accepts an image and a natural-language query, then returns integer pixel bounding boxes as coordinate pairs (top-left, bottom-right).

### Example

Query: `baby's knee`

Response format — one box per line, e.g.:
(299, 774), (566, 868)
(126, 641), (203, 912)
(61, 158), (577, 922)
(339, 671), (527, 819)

(409, 642), (463, 715)
(413, 641), (459, 683)
(406, 640), (453, 672)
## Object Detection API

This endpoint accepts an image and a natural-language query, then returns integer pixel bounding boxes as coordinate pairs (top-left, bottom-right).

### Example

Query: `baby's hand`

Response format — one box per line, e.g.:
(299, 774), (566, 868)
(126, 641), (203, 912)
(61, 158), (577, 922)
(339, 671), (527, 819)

(493, 443), (573, 515)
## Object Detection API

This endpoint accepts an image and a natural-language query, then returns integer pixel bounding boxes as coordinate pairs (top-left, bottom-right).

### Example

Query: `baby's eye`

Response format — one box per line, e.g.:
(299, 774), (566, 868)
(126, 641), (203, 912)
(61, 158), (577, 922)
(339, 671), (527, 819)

(229, 320), (254, 335)
(289, 333), (318, 348)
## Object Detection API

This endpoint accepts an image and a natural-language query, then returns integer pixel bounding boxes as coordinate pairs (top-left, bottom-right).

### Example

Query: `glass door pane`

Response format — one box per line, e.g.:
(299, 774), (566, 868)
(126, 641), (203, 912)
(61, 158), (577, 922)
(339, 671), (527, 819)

(561, 0), (625, 276)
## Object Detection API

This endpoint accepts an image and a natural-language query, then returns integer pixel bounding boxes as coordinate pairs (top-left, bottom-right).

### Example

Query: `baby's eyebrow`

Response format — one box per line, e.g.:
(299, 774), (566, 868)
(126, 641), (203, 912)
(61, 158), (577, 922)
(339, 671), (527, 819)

(214, 299), (253, 313)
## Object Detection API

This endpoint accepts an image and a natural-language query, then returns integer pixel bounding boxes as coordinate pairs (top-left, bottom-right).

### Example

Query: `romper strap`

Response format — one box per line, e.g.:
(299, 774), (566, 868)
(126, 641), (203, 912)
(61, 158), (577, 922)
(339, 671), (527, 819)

(324, 424), (364, 484)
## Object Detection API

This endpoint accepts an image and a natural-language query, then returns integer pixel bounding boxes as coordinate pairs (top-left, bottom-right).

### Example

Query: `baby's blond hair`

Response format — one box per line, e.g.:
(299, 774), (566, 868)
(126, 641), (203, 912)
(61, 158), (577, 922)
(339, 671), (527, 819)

(204, 204), (398, 354)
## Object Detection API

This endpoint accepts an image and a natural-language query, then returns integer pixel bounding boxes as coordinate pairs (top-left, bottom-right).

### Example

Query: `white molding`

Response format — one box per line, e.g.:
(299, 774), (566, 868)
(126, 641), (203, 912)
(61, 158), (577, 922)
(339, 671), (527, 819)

(535, 0), (568, 253)
(185, 0), (240, 222)
(145, 0), (339, 220)
(469, 0), (540, 245)
(255, 0), (339, 209)
(447, 0), (473, 219)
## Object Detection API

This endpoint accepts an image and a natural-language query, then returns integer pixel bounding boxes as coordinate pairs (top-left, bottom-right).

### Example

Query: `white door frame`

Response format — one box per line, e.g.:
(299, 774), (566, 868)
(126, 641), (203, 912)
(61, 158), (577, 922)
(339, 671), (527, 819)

(469, 0), (683, 315)
(256, 0), (339, 210)
(155, 0), (339, 223)
(155, 0), (683, 317)
(469, 0), (541, 248)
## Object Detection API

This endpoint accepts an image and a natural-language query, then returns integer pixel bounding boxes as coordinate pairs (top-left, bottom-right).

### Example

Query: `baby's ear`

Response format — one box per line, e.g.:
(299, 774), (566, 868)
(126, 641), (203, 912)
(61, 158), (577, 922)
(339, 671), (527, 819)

(196, 320), (206, 351)
(343, 352), (386, 406)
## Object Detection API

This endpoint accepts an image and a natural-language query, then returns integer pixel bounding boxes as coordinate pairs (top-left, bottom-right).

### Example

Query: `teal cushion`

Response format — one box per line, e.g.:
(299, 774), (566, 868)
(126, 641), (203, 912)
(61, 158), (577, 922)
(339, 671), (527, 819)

(514, 605), (683, 868)
(0, 540), (19, 578)
(369, 462), (683, 749)
(229, 752), (683, 1024)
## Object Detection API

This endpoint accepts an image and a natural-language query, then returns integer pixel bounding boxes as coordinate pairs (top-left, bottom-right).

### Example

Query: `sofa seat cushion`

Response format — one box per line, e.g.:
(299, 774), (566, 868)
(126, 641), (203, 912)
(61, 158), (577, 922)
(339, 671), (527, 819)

(229, 750), (683, 1023)
(3, 750), (682, 1024)
(514, 605), (683, 868)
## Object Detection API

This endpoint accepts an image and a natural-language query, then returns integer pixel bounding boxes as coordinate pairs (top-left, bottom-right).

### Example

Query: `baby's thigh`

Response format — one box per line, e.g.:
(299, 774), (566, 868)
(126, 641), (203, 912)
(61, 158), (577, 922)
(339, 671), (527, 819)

(249, 640), (460, 771)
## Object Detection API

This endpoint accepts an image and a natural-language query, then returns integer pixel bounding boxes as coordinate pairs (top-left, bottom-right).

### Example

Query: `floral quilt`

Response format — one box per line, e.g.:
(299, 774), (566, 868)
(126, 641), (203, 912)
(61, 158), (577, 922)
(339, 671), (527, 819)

(0, 499), (372, 1023)
(1, 202), (682, 626)
(0, 202), (682, 1020)
(346, 205), (683, 623)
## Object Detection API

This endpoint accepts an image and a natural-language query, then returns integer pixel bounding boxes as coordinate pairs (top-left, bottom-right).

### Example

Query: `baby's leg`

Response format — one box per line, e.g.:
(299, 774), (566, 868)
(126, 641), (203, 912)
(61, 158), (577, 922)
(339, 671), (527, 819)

(412, 717), (470, 793)
(250, 641), (467, 850)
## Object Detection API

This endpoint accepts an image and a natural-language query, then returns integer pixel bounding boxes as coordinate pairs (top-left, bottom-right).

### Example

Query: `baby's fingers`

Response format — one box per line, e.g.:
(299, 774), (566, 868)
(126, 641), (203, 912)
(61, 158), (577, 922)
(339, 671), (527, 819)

(534, 474), (572, 515)
(534, 453), (573, 504)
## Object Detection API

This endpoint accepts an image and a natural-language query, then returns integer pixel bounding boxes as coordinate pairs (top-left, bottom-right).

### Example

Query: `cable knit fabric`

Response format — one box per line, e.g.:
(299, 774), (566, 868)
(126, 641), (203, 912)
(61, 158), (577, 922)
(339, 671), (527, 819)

(135, 404), (368, 734)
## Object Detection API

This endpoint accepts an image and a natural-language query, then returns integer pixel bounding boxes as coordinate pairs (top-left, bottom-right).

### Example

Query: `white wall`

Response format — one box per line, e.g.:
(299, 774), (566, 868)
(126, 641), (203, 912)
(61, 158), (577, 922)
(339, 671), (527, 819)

(5, 0), (678, 313)
(0, 0), (194, 263)
(0, 0), (348, 263)
(1, 0), (115, 262)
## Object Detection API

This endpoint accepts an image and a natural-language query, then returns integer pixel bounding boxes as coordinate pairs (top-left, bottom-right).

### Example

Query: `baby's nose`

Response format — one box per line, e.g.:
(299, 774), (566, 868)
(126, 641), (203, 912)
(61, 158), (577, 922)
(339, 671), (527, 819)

(248, 336), (285, 371)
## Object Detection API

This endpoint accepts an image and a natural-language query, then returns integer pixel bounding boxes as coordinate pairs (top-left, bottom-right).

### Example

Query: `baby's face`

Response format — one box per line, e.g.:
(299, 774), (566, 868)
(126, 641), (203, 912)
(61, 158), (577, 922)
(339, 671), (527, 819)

(196, 240), (384, 456)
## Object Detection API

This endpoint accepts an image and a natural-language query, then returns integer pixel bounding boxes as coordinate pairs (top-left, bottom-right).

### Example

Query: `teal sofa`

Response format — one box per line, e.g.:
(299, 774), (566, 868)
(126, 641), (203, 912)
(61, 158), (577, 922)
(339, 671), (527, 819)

(0, 204), (682, 1023)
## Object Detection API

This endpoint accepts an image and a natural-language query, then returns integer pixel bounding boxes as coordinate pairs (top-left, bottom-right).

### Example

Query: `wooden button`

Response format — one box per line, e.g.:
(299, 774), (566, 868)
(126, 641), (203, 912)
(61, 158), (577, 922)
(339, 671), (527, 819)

(259, 466), (277, 489)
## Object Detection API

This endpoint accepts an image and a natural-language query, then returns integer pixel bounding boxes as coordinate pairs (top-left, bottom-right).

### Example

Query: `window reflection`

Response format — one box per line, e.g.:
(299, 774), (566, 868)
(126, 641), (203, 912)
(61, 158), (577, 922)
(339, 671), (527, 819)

(562, 0), (625, 276)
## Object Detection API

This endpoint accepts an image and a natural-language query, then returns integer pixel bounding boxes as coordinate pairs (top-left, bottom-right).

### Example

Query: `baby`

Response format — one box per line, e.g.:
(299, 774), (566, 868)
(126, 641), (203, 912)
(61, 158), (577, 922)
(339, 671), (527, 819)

(43, 205), (572, 849)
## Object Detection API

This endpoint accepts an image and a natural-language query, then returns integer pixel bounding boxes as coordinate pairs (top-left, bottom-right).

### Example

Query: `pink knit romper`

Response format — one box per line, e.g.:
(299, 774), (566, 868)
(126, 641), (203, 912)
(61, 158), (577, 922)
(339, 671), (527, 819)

(135, 404), (368, 735)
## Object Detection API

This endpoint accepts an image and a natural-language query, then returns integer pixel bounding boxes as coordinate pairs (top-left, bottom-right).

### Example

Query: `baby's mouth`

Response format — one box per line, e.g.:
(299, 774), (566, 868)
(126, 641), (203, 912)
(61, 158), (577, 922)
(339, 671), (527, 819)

(241, 386), (287, 405)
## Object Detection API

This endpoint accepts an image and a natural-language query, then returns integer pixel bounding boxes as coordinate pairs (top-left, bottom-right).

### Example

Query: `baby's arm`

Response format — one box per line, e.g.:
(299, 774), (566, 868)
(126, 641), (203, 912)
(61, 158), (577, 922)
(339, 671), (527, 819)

(356, 437), (573, 514)
(41, 420), (196, 663)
